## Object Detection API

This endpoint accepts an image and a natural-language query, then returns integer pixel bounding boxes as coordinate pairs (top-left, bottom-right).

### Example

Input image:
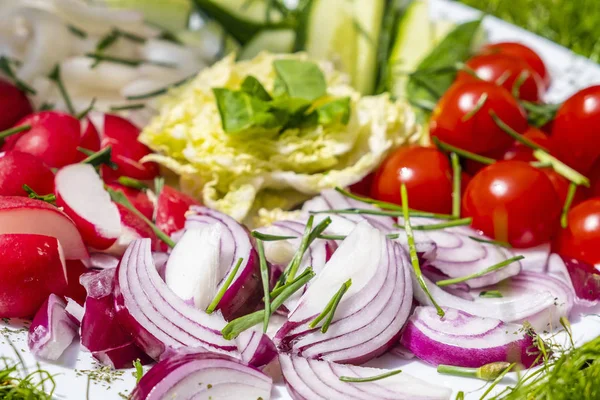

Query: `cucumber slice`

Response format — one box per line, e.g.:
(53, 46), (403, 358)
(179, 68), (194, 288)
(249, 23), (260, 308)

(239, 30), (295, 60)
(300, 0), (385, 94)
(99, 0), (192, 32)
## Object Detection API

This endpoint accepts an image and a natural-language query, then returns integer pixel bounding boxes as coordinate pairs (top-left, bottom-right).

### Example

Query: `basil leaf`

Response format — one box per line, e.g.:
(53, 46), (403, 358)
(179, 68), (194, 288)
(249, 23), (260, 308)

(273, 59), (327, 101)
(241, 76), (272, 101)
(316, 97), (351, 125)
(213, 88), (284, 134)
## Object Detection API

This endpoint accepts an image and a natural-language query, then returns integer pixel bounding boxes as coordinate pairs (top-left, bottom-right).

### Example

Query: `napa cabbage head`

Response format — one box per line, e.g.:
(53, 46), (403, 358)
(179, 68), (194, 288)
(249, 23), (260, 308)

(140, 52), (419, 223)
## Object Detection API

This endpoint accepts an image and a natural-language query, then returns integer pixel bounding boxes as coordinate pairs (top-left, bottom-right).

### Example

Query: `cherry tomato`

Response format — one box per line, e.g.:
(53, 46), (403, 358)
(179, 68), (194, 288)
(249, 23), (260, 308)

(430, 81), (528, 154)
(501, 127), (552, 162)
(348, 173), (375, 197)
(0, 79), (33, 131)
(371, 146), (454, 214)
(554, 198), (600, 266)
(481, 42), (550, 89)
(457, 54), (545, 102)
(462, 160), (561, 248)
(541, 168), (587, 207)
(550, 85), (600, 174)
(585, 158), (600, 199)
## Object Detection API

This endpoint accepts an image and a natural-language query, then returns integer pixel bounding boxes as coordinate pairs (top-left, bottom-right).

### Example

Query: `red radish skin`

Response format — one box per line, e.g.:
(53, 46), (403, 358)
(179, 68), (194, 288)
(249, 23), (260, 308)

(0, 79), (33, 131)
(0, 234), (68, 318)
(0, 196), (88, 260)
(1, 111), (81, 168)
(64, 260), (89, 306)
(0, 151), (54, 196)
(105, 204), (159, 256)
(156, 185), (200, 250)
(73, 118), (101, 162)
(106, 183), (154, 220)
(55, 164), (121, 250)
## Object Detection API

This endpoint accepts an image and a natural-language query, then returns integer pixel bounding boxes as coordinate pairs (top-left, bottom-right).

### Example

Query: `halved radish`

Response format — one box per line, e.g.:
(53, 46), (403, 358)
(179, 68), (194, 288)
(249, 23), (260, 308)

(0, 196), (88, 260)
(105, 204), (159, 256)
(0, 79), (33, 131)
(0, 234), (68, 318)
(55, 164), (121, 250)
(106, 182), (154, 220)
(0, 151), (55, 196)
(73, 117), (101, 162)
(156, 185), (200, 238)
(64, 260), (90, 306)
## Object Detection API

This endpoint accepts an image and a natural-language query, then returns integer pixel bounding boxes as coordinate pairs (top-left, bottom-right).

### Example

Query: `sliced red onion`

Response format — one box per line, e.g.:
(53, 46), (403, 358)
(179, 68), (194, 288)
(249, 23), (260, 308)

(28, 294), (78, 361)
(401, 306), (538, 368)
(548, 254), (599, 306)
(389, 343), (415, 360)
(302, 189), (396, 234)
(395, 217), (520, 288)
(513, 243), (551, 273)
(275, 222), (413, 364)
(85, 252), (120, 270)
(81, 268), (151, 368)
(130, 350), (273, 400)
(237, 329), (278, 369)
(184, 206), (262, 320)
(279, 354), (452, 400)
(114, 239), (239, 360)
(65, 297), (84, 324)
(152, 252), (169, 280)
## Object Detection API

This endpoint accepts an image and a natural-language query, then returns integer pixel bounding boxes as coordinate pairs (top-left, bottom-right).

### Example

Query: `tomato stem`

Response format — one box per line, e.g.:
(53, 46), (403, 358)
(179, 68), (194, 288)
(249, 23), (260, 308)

(433, 137), (495, 165)
(451, 152), (462, 218)
(560, 182), (578, 228)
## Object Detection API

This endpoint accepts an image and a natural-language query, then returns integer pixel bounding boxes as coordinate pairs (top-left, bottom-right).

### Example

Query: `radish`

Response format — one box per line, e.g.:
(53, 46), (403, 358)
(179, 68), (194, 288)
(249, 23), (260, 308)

(105, 203), (159, 256)
(73, 117), (101, 162)
(0, 196), (88, 260)
(156, 185), (200, 240)
(0, 79), (33, 131)
(0, 151), (55, 196)
(1, 111), (82, 168)
(0, 234), (68, 318)
(64, 260), (89, 306)
(55, 164), (121, 250)
(106, 182), (154, 220)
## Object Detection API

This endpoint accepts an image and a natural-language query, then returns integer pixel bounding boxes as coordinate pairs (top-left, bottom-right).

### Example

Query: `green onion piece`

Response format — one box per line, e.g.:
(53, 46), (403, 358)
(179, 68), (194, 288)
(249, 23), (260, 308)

(284, 216), (332, 284)
(437, 255), (524, 287)
(107, 188), (175, 248)
(560, 182), (578, 228)
(461, 92), (488, 121)
(222, 268), (315, 339)
(478, 363), (516, 399)
(76, 98), (96, 120)
(81, 146), (117, 169)
(400, 183), (444, 317)
(490, 110), (548, 152)
(251, 231), (297, 241)
(437, 362), (513, 381)
(533, 150), (590, 187)
(68, 25), (87, 38)
(109, 103), (146, 111)
(339, 368), (402, 383)
(117, 176), (148, 191)
(22, 184), (56, 203)
(48, 65), (76, 115)
(0, 56), (37, 94)
(0, 124), (30, 140)
(468, 236), (512, 248)
(133, 359), (144, 383)
(257, 241), (271, 333)
(450, 152), (461, 218)
(125, 75), (194, 100)
(269, 267), (314, 300)
(433, 137), (496, 165)
(309, 279), (351, 333)
(95, 29), (120, 52)
(479, 290), (503, 298)
(84, 53), (176, 69)
(206, 257), (243, 314)
(394, 217), (472, 231)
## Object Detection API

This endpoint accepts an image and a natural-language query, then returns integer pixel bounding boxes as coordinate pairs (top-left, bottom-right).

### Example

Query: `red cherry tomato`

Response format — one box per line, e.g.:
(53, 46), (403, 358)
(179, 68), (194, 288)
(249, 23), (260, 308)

(554, 198), (600, 266)
(371, 146), (454, 214)
(457, 54), (545, 102)
(586, 158), (600, 199)
(550, 85), (600, 174)
(430, 81), (528, 154)
(501, 127), (552, 162)
(541, 168), (587, 207)
(0, 79), (33, 131)
(462, 160), (561, 248)
(481, 42), (550, 89)
(348, 173), (375, 197)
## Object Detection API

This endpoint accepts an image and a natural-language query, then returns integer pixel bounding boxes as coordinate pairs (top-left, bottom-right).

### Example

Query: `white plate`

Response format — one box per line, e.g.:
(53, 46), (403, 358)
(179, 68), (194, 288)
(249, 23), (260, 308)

(2, 1), (600, 399)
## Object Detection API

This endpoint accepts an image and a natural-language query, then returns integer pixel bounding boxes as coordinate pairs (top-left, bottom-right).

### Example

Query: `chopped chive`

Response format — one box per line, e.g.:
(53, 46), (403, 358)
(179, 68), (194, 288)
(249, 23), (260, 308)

(401, 183), (444, 317)
(269, 267), (314, 300)
(495, 70), (512, 86)
(22, 184), (56, 203)
(0, 56), (37, 95)
(479, 290), (503, 298)
(84, 53), (176, 69)
(38, 102), (55, 111)
(117, 29), (146, 43)
(48, 65), (76, 115)
(560, 182), (578, 228)
(251, 231), (297, 241)
(109, 103), (146, 111)
(76, 98), (97, 120)
(68, 25), (87, 38)
(284, 217), (332, 284)
(96, 29), (121, 52)
(560, 316), (574, 348)
(117, 176), (148, 191)
(512, 70), (530, 98)
(451, 152), (461, 218)
(394, 217), (472, 231)
(334, 187), (401, 210)
(461, 92), (488, 121)
(533, 150), (590, 187)
(478, 363), (516, 399)
(436, 255), (524, 287)
(530, 161), (552, 168)
(433, 137), (496, 165)
(125, 75), (194, 100)
(309, 279), (351, 333)
(222, 268), (315, 339)
(0, 124), (30, 140)
(490, 111), (548, 152)
(257, 241), (271, 333)
(339, 368), (402, 383)
(311, 208), (458, 220)
(81, 146), (117, 169)
(437, 362), (513, 381)
(154, 177), (165, 197)
(206, 257), (244, 314)
(107, 188), (175, 248)
(468, 236), (512, 248)
(319, 234), (348, 240)
(77, 147), (95, 157)
(133, 359), (144, 383)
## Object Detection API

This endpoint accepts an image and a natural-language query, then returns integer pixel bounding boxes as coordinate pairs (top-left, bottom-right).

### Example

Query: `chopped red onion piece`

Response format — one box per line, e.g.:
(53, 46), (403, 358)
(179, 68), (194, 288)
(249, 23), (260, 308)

(28, 294), (78, 361)
(513, 243), (551, 273)
(548, 254), (599, 306)
(85, 252), (120, 270)
(389, 343), (415, 360)
(237, 329), (277, 369)
(65, 297), (84, 325)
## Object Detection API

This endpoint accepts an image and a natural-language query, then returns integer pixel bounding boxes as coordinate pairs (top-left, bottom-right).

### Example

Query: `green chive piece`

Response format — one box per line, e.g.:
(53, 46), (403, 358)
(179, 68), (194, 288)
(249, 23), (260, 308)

(461, 92), (488, 121)
(133, 359), (144, 383)
(437, 362), (513, 382)
(478, 363), (516, 399)
(85, 53), (176, 69)
(561, 182), (578, 228)
(309, 279), (351, 333)
(511, 70), (530, 98)
(339, 368), (402, 383)
(451, 152), (461, 218)
(22, 184), (56, 203)
(437, 255), (524, 287)
(395, 217), (472, 231)
(206, 257), (244, 314)
(76, 98), (96, 120)
(107, 188), (175, 248)
(0, 124), (30, 140)
(95, 29), (120, 52)
(68, 25), (87, 38)
(222, 268), (315, 339)
(0, 56), (36, 94)
(468, 236), (512, 248)
(251, 231), (297, 241)
(269, 267), (314, 300)
(490, 110), (548, 152)
(117, 176), (148, 191)
(479, 290), (503, 298)
(433, 137), (496, 165)
(401, 183), (444, 317)
(284, 216), (331, 284)
(117, 29), (146, 43)
(81, 146), (117, 169)
(257, 241), (271, 333)
(319, 234), (348, 240)
(154, 177), (165, 198)
(311, 208), (458, 220)
(533, 150), (590, 187)
(48, 65), (76, 115)
(125, 75), (194, 100)
(109, 103), (146, 112)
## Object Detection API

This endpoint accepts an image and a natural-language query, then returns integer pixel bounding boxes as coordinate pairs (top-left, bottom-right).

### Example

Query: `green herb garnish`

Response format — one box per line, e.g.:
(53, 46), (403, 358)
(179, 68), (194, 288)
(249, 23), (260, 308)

(394, 217), (472, 231)
(436, 255), (524, 287)
(0, 124), (30, 140)
(479, 290), (503, 298)
(273, 59), (327, 101)
(560, 182), (578, 228)
(117, 176), (148, 191)
(84, 53), (176, 68)
(461, 93), (488, 121)
(22, 184), (56, 204)
(490, 111), (549, 152)
(48, 65), (76, 115)
(109, 103), (146, 112)
(339, 368), (402, 383)
(533, 150), (590, 187)
(468, 236), (512, 248)
(76, 98), (97, 120)
(451, 152), (461, 218)
(251, 231), (297, 241)
(309, 279), (351, 333)
(433, 137), (496, 165)
(133, 359), (144, 384)
(206, 257), (244, 314)
(257, 240), (271, 333)
(125, 75), (194, 100)
(0, 56), (36, 95)
(437, 362), (513, 382)
(81, 146), (117, 169)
